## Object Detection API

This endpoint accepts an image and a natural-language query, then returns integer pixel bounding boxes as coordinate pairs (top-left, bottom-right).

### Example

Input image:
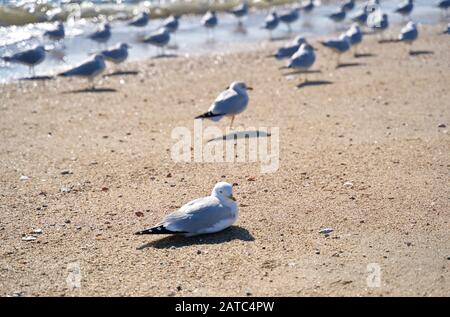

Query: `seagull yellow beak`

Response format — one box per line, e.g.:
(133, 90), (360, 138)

(229, 195), (236, 201)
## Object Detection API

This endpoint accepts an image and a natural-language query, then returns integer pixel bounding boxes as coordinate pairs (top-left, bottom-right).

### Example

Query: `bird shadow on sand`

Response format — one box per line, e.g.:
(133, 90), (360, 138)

(62, 87), (117, 94)
(103, 70), (139, 77)
(378, 38), (398, 44)
(336, 62), (366, 69)
(354, 53), (376, 58)
(297, 80), (333, 89)
(207, 130), (271, 143)
(19, 75), (54, 81)
(282, 69), (321, 76)
(409, 50), (434, 56)
(137, 226), (255, 250)
(151, 53), (178, 59)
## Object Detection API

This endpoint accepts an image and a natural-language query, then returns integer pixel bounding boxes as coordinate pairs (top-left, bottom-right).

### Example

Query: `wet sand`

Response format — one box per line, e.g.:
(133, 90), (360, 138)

(0, 25), (449, 296)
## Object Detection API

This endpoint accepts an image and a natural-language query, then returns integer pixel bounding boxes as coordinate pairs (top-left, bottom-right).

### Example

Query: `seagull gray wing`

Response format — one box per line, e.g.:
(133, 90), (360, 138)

(209, 88), (248, 115)
(60, 59), (103, 77)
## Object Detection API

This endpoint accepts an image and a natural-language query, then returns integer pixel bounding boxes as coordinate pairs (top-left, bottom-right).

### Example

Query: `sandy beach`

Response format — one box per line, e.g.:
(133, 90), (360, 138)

(1, 24), (449, 297)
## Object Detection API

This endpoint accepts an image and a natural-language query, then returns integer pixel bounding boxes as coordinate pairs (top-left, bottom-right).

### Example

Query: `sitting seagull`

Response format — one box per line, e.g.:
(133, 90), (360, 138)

(300, 0), (315, 14)
(142, 27), (171, 56)
(58, 54), (106, 89)
(279, 6), (300, 32)
(101, 43), (131, 65)
(320, 34), (351, 67)
(195, 81), (252, 129)
(88, 23), (111, 44)
(261, 11), (279, 39)
(44, 22), (65, 41)
(395, 0), (414, 19)
(398, 21), (418, 52)
(329, 8), (346, 24)
(2, 45), (46, 76)
(229, 2), (248, 25)
(135, 182), (238, 237)
(287, 42), (316, 83)
(202, 11), (218, 37)
(128, 12), (150, 27)
(346, 23), (363, 56)
(341, 0), (355, 12)
(274, 36), (307, 60)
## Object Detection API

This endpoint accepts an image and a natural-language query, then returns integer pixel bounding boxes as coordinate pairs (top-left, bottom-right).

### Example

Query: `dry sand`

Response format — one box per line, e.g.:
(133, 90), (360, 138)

(1, 25), (449, 297)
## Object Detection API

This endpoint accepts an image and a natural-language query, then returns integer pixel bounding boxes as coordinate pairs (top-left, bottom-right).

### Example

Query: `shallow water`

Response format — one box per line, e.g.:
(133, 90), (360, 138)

(0, 0), (447, 83)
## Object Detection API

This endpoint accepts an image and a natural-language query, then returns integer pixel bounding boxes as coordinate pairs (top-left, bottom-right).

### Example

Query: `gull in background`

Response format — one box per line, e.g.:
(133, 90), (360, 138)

(367, 9), (389, 41)
(287, 42), (316, 83)
(135, 182), (238, 237)
(438, 0), (450, 16)
(142, 27), (171, 56)
(342, 0), (355, 12)
(128, 12), (150, 27)
(274, 36), (307, 60)
(195, 81), (252, 129)
(229, 2), (249, 26)
(162, 15), (180, 45)
(202, 11), (218, 38)
(320, 34), (351, 67)
(443, 23), (450, 34)
(395, 0), (414, 20)
(329, 7), (346, 29)
(88, 23), (111, 45)
(346, 23), (363, 56)
(261, 11), (279, 40)
(101, 43), (131, 66)
(279, 6), (300, 33)
(351, 4), (369, 25)
(300, 0), (315, 14)
(58, 54), (106, 89)
(44, 22), (65, 42)
(2, 45), (46, 76)
(398, 21), (418, 53)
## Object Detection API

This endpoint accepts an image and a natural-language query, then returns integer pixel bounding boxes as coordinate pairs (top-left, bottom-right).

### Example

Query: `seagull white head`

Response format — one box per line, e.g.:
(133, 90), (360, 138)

(212, 182), (236, 202)
(294, 36), (306, 45)
(300, 42), (314, 51)
(230, 81), (253, 92)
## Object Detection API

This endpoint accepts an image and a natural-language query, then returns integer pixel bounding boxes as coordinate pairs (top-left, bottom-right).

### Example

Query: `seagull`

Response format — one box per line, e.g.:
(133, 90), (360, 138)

(142, 27), (171, 56)
(58, 54), (106, 89)
(438, 0), (450, 12)
(163, 15), (179, 34)
(320, 34), (351, 67)
(395, 0), (414, 20)
(274, 36), (307, 60)
(101, 43), (131, 65)
(398, 21), (418, 52)
(229, 3), (248, 25)
(287, 43), (316, 83)
(279, 6), (300, 32)
(367, 10), (389, 40)
(351, 5), (369, 25)
(195, 81), (252, 129)
(261, 11), (279, 39)
(342, 0), (355, 12)
(346, 23), (363, 56)
(44, 22), (65, 41)
(2, 45), (46, 76)
(443, 23), (450, 34)
(202, 11), (218, 38)
(329, 8), (346, 24)
(88, 23), (111, 45)
(135, 182), (238, 237)
(128, 12), (150, 27)
(300, 0), (315, 14)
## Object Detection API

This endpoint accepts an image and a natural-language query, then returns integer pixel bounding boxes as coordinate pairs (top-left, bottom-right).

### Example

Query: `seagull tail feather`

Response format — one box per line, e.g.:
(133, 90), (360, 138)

(195, 111), (224, 119)
(135, 225), (180, 235)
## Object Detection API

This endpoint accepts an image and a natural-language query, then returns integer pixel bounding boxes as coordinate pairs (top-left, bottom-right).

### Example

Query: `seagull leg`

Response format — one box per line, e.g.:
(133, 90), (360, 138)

(229, 115), (235, 130)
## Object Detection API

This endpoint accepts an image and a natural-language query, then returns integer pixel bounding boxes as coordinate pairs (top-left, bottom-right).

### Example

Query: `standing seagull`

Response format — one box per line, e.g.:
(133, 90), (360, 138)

(101, 43), (131, 65)
(44, 22), (65, 41)
(2, 45), (46, 76)
(346, 23), (363, 56)
(162, 15), (180, 45)
(367, 10), (389, 41)
(342, 0), (355, 12)
(88, 23), (111, 45)
(274, 36), (307, 60)
(438, 0), (450, 14)
(320, 34), (351, 67)
(229, 3), (248, 26)
(135, 182), (238, 237)
(142, 28), (171, 56)
(287, 43), (316, 83)
(398, 21), (418, 53)
(329, 8), (346, 28)
(300, 0), (315, 14)
(395, 0), (414, 20)
(261, 11), (279, 40)
(279, 6), (300, 33)
(58, 54), (106, 89)
(202, 11), (218, 38)
(128, 12), (150, 27)
(351, 5), (369, 25)
(195, 81), (252, 129)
